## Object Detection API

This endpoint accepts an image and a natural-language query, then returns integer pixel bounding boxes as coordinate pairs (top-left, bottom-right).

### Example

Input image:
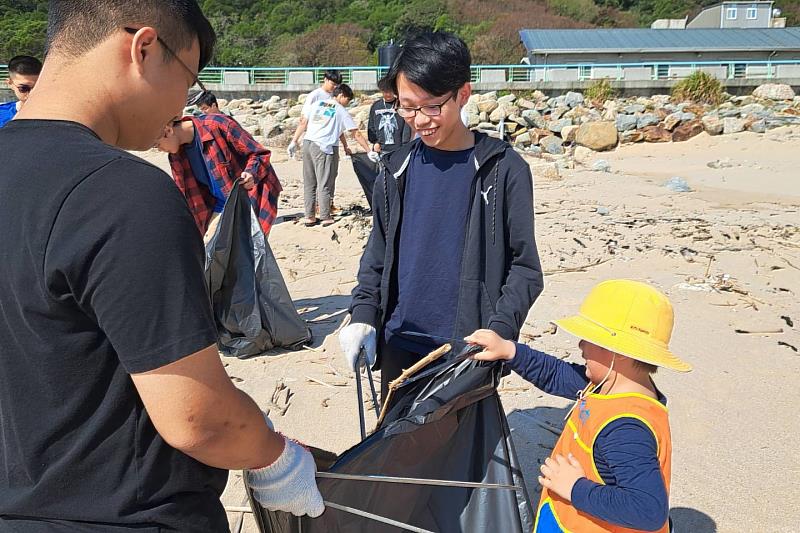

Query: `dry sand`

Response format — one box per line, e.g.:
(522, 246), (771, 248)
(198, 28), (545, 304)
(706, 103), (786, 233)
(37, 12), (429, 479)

(137, 128), (800, 533)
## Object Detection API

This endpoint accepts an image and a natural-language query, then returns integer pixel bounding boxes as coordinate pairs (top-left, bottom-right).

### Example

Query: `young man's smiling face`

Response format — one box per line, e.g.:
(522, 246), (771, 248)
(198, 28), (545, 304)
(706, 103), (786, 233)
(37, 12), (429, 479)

(396, 73), (470, 151)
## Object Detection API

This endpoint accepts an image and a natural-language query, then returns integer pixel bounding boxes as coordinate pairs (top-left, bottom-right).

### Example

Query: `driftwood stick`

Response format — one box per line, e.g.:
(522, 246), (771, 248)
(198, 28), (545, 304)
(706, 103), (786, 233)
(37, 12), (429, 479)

(376, 344), (452, 428)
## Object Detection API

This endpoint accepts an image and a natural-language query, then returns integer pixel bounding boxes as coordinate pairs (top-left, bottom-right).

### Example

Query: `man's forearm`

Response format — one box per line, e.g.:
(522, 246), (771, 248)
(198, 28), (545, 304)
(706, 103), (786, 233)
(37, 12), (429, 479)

(353, 130), (371, 152)
(178, 388), (285, 470)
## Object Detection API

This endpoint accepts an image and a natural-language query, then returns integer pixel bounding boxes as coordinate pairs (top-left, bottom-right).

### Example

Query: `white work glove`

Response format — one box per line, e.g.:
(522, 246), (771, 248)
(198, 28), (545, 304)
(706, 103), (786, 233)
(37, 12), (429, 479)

(339, 322), (377, 372)
(287, 141), (297, 159)
(246, 437), (325, 518)
(367, 150), (381, 163)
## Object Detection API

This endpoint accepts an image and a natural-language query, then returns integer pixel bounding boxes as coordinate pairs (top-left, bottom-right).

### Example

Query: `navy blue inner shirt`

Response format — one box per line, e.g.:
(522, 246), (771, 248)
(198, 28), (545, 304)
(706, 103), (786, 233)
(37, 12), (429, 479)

(184, 127), (226, 213)
(384, 143), (476, 353)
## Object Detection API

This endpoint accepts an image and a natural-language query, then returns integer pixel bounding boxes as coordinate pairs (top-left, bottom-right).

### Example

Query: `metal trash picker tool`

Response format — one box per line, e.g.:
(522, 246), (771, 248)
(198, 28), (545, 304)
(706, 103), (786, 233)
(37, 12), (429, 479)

(355, 348), (380, 440)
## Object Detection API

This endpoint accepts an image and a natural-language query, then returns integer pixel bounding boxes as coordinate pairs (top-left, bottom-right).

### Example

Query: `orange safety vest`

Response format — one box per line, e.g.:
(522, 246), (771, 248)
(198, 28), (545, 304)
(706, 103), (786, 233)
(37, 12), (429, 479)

(534, 392), (672, 533)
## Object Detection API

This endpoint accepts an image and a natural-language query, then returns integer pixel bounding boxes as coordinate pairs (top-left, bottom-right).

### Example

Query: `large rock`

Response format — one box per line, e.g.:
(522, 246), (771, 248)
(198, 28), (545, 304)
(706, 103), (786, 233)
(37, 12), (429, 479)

(547, 118), (572, 133)
(522, 109), (546, 129)
(723, 117), (747, 135)
(497, 94), (516, 105)
(274, 109), (288, 122)
(564, 91), (585, 108)
(663, 112), (683, 131)
(467, 113), (480, 128)
(620, 130), (645, 143)
(753, 83), (795, 101)
(517, 98), (536, 110)
(561, 125), (580, 143)
(513, 132), (531, 146)
(539, 135), (565, 155)
(550, 106), (569, 121)
(701, 115), (724, 135)
(671, 120), (704, 142)
(477, 99), (499, 114)
(616, 114), (638, 131)
(625, 103), (646, 114)
(288, 104), (305, 118)
(489, 105), (510, 123)
(637, 113), (660, 129)
(642, 125), (671, 143)
(575, 121), (618, 151)
(748, 119), (767, 133)
(231, 107), (254, 117)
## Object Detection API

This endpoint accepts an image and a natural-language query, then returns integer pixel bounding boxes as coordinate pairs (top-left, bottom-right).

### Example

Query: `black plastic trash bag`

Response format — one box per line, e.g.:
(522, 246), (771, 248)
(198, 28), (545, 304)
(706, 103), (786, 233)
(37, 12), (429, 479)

(205, 183), (311, 358)
(247, 345), (535, 532)
(351, 153), (380, 210)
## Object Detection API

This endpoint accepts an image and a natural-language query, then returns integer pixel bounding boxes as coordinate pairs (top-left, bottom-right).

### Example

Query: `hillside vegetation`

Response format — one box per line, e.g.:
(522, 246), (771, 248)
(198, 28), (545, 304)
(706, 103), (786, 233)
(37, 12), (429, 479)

(2, 0), (798, 66)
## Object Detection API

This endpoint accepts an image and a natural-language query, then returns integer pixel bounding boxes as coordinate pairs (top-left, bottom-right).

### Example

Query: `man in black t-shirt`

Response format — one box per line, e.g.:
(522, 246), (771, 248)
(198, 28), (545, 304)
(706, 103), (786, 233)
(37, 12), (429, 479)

(0, 2), (322, 531)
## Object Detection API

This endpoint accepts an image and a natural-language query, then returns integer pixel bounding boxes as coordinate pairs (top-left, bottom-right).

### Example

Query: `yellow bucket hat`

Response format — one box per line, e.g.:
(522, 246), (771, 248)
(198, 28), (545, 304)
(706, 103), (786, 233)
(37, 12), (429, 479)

(553, 279), (692, 372)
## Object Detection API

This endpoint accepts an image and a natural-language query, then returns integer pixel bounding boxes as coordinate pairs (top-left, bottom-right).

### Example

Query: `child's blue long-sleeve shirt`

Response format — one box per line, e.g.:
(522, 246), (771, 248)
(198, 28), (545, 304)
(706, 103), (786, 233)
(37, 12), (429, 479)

(508, 344), (669, 531)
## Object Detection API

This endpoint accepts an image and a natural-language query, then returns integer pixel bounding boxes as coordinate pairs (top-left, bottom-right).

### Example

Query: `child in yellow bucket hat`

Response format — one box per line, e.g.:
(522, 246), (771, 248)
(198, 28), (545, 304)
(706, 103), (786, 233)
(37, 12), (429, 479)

(466, 279), (691, 533)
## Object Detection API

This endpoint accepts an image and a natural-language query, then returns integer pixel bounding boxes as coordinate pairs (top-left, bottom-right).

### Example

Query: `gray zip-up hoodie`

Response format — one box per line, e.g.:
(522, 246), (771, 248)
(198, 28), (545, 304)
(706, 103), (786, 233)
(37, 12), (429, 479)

(349, 132), (543, 346)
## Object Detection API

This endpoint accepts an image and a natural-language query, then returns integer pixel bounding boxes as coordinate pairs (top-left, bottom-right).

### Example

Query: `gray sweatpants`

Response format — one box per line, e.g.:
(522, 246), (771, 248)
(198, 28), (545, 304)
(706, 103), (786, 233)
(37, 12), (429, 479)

(303, 140), (339, 219)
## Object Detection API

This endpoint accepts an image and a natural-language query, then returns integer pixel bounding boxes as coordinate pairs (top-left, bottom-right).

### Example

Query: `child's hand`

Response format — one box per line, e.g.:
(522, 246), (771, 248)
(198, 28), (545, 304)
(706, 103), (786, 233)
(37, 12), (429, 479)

(538, 453), (586, 502)
(465, 329), (516, 361)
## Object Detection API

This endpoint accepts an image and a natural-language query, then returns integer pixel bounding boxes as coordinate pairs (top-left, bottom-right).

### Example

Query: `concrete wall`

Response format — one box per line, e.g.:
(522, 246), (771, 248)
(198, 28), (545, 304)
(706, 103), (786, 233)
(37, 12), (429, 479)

(688, 5), (722, 28)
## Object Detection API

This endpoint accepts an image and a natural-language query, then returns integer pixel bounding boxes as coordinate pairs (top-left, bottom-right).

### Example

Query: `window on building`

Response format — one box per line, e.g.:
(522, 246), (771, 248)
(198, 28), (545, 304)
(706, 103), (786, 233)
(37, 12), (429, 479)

(747, 5), (758, 19)
(726, 6), (738, 19)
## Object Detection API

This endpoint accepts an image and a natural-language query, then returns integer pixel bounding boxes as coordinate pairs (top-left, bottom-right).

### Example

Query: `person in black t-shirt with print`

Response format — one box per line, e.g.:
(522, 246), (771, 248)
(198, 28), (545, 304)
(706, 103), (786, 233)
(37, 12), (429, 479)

(367, 76), (413, 156)
(0, 2), (322, 531)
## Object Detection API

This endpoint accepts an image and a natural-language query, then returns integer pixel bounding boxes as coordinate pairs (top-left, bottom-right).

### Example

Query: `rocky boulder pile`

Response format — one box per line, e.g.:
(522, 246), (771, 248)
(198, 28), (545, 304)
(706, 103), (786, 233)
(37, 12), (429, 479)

(187, 84), (799, 158)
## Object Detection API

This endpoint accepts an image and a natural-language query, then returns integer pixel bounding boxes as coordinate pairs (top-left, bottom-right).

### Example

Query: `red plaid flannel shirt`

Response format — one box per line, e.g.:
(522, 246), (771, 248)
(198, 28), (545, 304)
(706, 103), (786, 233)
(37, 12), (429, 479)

(168, 115), (282, 236)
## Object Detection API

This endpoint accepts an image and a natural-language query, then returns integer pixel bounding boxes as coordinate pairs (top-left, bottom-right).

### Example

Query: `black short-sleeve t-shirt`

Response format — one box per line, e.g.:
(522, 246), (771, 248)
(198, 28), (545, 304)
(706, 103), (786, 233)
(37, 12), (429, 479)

(0, 120), (228, 531)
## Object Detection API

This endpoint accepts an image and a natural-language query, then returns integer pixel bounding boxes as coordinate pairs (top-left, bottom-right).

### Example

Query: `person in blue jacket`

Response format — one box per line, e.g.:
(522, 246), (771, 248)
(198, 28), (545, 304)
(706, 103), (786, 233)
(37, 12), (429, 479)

(0, 55), (42, 128)
(339, 31), (544, 401)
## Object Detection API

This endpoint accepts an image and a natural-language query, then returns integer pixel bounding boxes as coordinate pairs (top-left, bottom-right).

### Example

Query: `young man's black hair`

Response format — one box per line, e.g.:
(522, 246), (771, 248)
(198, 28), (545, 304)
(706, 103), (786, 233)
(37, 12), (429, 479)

(324, 69), (343, 85)
(46, 0), (216, 70)
(377, 76), (392, 93)
(333, 83), (354, 100)
(8, 55), (42, 76)
(386, 32), (471, 97)
(197, 91), (218, 107)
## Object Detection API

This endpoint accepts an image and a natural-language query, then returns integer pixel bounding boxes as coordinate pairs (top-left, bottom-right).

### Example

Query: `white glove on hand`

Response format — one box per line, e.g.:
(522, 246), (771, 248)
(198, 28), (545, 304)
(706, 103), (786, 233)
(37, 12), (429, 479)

(367, 150), (381, 163)
(339, 322), (377, 372)
(287, 141), (297, 159)
(246, 437), (324, 518)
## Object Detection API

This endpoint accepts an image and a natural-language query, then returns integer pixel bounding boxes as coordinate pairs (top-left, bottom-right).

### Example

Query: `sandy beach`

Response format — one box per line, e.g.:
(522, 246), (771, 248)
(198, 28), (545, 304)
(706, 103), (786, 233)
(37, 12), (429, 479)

(138, 127), (800, 532)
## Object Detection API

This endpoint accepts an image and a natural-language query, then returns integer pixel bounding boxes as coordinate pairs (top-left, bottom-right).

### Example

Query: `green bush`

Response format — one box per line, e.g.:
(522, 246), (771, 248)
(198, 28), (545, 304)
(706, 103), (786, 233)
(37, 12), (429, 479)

(672, 71), (724, 105)
(584, 78), (616, 102)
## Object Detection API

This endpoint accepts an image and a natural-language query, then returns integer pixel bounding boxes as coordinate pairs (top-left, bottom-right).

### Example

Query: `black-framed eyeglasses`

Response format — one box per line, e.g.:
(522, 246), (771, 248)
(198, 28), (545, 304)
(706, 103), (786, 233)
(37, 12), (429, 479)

(395, 93), (455, 118)
(123, 27), (207, 105)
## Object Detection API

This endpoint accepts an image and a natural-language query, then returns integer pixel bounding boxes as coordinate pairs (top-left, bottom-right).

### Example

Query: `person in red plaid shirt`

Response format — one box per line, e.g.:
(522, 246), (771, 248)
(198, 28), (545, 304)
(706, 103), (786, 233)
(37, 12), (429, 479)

(156, 113), (282, 242)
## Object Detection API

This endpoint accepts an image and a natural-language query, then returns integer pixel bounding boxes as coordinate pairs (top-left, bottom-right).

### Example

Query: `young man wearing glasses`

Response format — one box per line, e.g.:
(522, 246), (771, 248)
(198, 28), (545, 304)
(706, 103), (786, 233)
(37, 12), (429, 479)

(339, 32), (544, 402)
(0, 55), (42, 128)
(0, 1), (322, 531)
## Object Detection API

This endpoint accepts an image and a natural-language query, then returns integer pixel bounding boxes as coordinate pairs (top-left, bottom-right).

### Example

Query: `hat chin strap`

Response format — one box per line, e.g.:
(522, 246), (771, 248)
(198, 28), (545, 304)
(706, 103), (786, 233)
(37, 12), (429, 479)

(564, 355), (616, 421)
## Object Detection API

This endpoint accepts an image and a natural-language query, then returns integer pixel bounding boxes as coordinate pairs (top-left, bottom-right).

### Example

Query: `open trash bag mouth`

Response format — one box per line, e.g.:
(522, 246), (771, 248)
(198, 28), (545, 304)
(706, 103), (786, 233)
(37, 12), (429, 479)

(205, 184), (311, 358)
(246, 345), (534, 533)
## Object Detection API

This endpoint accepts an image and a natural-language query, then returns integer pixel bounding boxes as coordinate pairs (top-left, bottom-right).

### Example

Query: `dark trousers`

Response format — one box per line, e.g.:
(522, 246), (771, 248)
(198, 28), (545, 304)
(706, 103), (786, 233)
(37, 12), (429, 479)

(378, 339), (424, 405)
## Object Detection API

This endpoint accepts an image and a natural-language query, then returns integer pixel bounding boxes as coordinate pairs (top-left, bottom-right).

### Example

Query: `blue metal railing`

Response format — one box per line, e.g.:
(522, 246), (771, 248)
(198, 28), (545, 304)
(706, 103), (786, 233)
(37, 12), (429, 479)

(3, 60), (799, 87)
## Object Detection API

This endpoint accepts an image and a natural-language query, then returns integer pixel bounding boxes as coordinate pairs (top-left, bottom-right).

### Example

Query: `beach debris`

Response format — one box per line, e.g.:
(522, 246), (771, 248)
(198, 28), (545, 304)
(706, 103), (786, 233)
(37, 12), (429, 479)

(266, 380), (293, 416)
(781, 315), (794, 328)
(592, 159), (611, 172)
(707, 158), (735, 169)
(734, 328), (783, 335)
(664, 177), (691, 192)
(596, 206), (610, 216)
(778, 341), (798, 353)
